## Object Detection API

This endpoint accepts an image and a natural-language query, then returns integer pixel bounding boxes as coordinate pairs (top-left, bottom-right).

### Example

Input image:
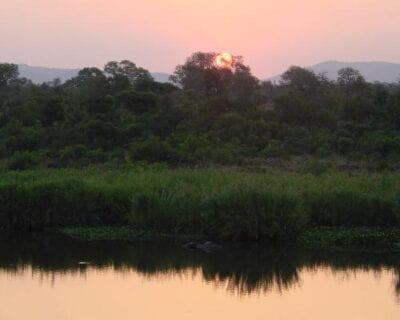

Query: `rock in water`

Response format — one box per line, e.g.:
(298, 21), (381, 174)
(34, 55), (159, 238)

(182, 241), (223, 252)
(182, 242), (198, 250)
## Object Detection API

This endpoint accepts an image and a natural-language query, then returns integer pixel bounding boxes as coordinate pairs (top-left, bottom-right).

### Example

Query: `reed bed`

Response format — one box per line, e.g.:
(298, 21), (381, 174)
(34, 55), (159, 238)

(0, 166), (399, 240)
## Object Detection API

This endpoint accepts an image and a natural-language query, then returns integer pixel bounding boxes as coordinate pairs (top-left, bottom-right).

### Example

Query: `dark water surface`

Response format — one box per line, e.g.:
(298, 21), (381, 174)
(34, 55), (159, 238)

(0, 232), (399, 320)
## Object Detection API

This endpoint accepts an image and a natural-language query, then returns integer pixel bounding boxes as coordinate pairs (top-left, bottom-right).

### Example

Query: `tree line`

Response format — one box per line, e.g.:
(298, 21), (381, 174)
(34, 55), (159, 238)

(0, 52), (399, 169)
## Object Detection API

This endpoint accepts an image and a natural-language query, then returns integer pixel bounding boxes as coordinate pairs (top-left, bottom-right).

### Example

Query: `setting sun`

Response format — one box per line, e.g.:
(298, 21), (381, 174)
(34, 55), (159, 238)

(215, 52), (233, 69)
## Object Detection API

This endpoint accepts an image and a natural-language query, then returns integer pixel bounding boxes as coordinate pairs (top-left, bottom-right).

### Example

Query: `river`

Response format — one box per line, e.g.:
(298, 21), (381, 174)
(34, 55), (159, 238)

(0, 232), (399, 319)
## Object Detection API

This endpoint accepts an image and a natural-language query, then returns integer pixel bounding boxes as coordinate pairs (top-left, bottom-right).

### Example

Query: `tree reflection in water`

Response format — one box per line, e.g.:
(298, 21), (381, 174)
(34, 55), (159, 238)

(0, 232), (399, 297)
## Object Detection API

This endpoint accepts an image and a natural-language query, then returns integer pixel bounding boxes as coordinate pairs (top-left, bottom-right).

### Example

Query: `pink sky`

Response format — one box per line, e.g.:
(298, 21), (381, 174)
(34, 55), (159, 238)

(1, 0), (400, 77)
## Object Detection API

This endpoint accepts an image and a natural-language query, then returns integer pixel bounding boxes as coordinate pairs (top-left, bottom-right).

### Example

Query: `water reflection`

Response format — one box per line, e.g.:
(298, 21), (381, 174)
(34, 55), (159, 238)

(0, 232), (399, 297)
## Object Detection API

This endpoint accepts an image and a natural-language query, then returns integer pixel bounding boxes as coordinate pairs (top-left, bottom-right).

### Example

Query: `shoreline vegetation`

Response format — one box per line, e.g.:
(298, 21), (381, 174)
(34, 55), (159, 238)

(1, 55), (400, 250)
(58, 226), (400, 252)
(1, 166), (400, 250)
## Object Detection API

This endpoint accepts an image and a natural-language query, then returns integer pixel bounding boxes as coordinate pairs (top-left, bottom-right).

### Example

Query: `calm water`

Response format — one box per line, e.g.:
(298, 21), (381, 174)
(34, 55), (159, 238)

(0, 233), (399, 320)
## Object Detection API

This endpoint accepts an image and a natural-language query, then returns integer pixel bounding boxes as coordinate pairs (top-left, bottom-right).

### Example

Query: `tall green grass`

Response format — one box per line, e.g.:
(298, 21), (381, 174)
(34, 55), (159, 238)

(1, 166), (399, 240)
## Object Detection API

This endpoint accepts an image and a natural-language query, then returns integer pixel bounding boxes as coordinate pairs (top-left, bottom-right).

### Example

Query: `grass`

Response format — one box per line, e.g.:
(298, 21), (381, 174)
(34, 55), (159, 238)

(300, 227), (400, 250)
(60, 227), (206, 242)
(1, 165), (400, 241)
(58, 226), (400, 251)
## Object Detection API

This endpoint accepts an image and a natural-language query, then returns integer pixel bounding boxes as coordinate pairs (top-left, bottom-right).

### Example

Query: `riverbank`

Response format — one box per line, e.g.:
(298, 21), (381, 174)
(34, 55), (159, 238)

(56, 226), (400, 251)
(1, 166), (400, 243)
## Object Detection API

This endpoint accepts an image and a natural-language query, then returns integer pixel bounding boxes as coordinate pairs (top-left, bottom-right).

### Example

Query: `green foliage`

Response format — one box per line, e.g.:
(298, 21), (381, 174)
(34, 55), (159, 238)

(262, 140), (288, 158)
(104, 60), (153, 85)
(60, 145), (89, 163)
(301, 227), (400, 249)
(115, 90), (157, 114)
(302, 157), (331, 175)
(7, 151), (43, 170)
(60, 227), (203, 242)
(360, 132), (400, 157)
(203, 188), (307, 240)
(0, 57), (399, 168)
(0, 178), (131, 229)
(0, 168), (400, 241)
(0, 63), (19, 87)
(129, 136), (173, 163)
(337, 136), (354, 154)
(306, 190), (400, 227)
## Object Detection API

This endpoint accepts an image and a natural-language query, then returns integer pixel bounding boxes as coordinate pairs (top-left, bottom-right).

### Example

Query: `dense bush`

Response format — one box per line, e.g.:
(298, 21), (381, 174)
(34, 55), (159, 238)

(129, 136), (174, 163)
(7, 151), (43, 170)
(202, 188), (307, 240)
(307, 190), (400, 227)
(0, 55), (399, 168)
(1, 55), (399, 237)
(0, 168), (399, 240)
(0, 179), (131, 229)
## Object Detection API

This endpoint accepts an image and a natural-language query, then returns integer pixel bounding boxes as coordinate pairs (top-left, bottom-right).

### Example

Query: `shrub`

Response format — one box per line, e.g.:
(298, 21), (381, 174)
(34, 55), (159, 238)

(0, 168), (400, 240)
(203, 188), (307, 240)
(7, 151), (42, 170)
(59, 145), (89, 166)
(262, 140), (288, 158)
(337, 137), (354, 154)
(129, 136), (174, 163)
(306, 190), (400, 227)
(0, 180), (131, 230)
(129, 189), (203, 235)
(302, 157), (331, 176)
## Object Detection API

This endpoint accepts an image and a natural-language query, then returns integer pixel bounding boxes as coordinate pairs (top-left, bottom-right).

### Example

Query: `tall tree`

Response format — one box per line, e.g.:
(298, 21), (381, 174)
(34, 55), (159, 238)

(171, 52), (258, 102)
(337, 67), (366, 87)
(280, 66), (322, 95)
(0, 63), (19, 87)
(104, 60), (153, 85)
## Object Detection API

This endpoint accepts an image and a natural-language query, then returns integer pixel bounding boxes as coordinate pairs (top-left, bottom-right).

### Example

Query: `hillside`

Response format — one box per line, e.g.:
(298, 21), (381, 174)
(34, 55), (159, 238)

(15, 61), (400, 84)
(16, 64), (171, 84)
(268, 61), (400, 83)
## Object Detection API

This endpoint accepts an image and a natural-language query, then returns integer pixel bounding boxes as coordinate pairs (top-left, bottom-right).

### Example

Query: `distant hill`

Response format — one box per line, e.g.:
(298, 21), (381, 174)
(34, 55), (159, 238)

(151, 72), (172, 83)
(18, 64), (80, 83)
(267, 61), (400, 83)
(14, 61), (400, 84)
(16, 64), (172, 84)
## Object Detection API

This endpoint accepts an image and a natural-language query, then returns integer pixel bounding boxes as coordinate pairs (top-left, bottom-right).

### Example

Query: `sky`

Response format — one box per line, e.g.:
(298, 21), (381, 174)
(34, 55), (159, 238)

(1, 0), (400, 78)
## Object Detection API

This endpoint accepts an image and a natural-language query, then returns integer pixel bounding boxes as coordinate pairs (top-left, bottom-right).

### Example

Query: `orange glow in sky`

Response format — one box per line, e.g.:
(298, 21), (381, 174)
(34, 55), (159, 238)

(1, 0), (400, 77)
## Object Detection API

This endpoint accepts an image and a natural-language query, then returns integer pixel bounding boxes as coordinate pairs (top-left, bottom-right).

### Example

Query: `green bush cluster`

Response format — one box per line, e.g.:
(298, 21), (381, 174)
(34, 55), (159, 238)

(0, 179), (131, 229)
(307, 190), (399, 227)
(7, 150), (44, 170)
(301, 228), (400, 249)
(1, 57), (400, 169)
(0, 168), (399, 240)
(129, 187), (307, 240)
